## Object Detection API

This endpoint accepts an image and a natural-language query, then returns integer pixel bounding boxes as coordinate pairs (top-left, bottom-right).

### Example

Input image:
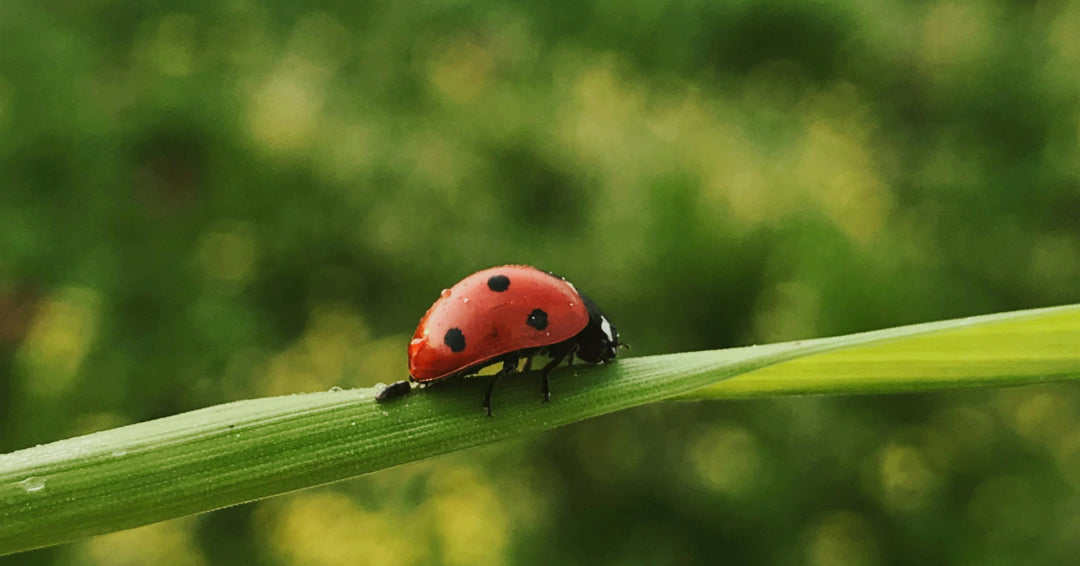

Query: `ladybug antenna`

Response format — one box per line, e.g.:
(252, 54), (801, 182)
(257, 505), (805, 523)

(617, 342), (631, 350)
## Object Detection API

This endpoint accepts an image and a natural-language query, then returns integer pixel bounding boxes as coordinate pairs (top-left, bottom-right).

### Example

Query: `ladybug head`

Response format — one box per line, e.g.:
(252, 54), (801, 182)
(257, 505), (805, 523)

(575, 294), (620, 364)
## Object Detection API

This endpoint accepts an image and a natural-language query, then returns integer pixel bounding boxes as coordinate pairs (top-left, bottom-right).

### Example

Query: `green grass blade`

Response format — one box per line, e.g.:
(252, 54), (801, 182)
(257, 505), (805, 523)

(676, 305), (1080, 400)
(1, 304), (1079, 555)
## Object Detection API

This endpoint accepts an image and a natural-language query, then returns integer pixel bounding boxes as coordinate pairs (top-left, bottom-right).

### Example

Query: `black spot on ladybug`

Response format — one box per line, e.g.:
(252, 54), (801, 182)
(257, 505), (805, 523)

(444, 328), (466, 352)
(487, 275), (510, 292)
(526, 308), (548, 331)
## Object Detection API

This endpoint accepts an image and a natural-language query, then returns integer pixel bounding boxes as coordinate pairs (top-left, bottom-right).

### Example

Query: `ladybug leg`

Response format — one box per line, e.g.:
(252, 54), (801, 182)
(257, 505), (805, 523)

(482, 357), (519, 417)
(375, 380), (412, 402)
(522, 354), (535, 372)
(538, 344), (578, 402)
(538, 358), (562, 402)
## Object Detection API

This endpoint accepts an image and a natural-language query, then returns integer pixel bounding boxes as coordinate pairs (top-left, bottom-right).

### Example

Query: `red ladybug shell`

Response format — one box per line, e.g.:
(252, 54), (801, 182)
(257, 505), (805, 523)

(408, 265), (590, 381)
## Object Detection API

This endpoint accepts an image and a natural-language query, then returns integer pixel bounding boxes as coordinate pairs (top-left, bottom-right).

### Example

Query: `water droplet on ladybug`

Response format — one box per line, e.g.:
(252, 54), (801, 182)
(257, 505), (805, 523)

(440, 288), (451, 298)
(410, 338), (424, 347)
(463, 297), (470, 304)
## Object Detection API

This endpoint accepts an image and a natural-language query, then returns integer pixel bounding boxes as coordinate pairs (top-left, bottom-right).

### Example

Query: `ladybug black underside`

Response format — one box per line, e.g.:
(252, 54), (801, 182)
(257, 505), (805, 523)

(411, 331), (591, 417)
(373, 338), (582, 414)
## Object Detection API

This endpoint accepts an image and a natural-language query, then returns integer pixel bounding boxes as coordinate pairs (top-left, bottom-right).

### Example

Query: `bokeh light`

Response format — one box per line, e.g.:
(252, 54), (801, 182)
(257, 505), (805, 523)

(3, 0), (1080, 564)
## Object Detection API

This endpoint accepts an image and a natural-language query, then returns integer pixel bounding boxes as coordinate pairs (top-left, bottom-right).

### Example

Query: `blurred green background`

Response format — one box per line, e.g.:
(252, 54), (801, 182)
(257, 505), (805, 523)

(3, 0), (1080, 564)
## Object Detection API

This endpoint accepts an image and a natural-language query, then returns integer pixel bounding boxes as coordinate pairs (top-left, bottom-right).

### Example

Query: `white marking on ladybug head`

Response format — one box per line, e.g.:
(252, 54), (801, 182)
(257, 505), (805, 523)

(600, 316), (614, 343)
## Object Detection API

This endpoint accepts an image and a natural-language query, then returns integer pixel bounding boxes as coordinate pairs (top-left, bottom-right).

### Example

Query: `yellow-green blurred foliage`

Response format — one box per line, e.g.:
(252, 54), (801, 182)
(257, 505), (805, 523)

(3, 0), (1080, 564)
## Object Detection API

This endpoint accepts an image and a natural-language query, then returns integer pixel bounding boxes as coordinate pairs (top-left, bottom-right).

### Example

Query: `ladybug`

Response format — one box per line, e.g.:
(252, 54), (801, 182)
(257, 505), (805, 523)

(376, 265), (622, 416)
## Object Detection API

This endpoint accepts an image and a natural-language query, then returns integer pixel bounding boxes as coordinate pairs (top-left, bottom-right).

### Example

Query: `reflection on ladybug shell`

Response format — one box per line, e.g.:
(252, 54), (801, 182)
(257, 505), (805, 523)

(408, 265), (590, 381)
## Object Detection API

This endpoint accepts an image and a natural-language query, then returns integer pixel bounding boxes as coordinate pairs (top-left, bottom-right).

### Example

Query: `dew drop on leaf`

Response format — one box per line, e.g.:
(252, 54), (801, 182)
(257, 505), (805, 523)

(18, 477), (45, 493)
